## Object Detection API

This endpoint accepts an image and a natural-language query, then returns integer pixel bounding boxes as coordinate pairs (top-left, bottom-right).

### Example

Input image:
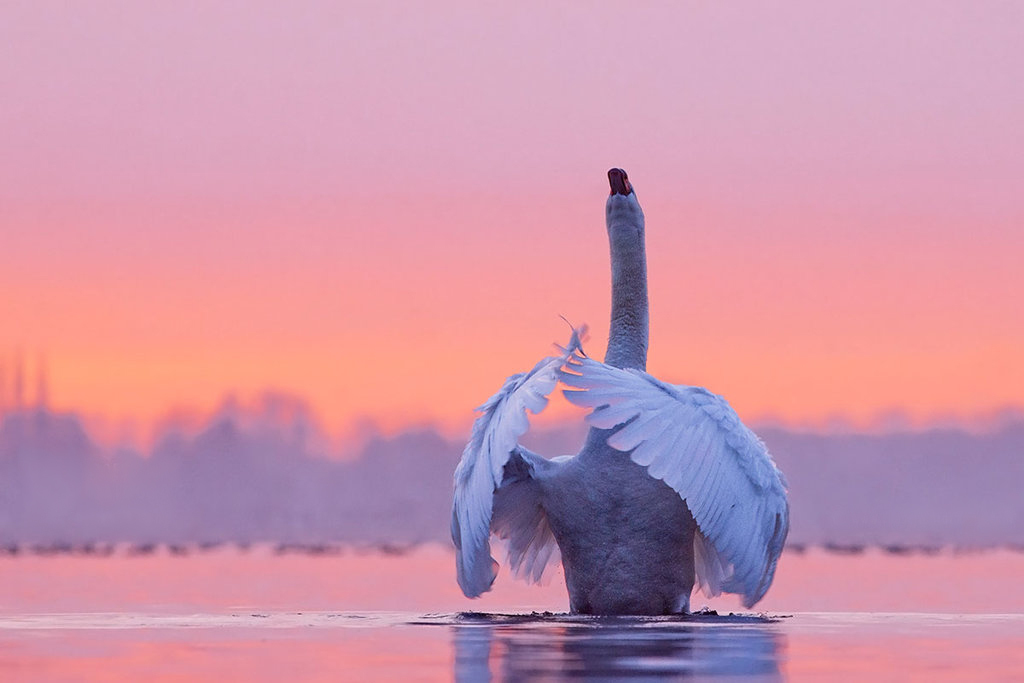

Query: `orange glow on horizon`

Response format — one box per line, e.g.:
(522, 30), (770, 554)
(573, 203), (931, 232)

(3, 196), (1023, 440)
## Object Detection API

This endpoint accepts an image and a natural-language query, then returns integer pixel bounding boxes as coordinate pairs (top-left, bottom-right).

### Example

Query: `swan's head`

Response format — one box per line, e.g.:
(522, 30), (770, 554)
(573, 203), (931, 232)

(606, 168), (645, 241)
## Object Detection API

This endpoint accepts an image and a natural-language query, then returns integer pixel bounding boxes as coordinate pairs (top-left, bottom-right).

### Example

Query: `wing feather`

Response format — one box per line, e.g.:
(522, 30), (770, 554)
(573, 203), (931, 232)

(585, 401), (643, 429)
(559, 349), (789, 608)
(451, 329), (584, 597)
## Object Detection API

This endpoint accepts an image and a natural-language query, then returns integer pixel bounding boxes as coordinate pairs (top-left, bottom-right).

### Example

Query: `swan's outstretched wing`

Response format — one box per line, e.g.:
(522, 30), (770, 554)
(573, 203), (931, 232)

(452, 329), (584, 598)
(560, 350), (789, 608)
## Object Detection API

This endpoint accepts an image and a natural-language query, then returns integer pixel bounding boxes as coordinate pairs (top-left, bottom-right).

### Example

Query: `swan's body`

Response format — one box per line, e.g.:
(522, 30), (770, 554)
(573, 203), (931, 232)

(541, 433), (697, 613)
(452, 169), (789, 615)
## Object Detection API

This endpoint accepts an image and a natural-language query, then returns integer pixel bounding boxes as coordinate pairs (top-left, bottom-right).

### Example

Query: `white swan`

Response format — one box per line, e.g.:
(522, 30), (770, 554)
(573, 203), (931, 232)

(452, 169), (789, 614)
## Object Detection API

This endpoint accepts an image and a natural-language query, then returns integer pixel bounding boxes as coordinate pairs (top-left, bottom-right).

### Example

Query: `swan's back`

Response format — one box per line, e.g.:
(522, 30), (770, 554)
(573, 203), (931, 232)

(539, 431), (698, 614)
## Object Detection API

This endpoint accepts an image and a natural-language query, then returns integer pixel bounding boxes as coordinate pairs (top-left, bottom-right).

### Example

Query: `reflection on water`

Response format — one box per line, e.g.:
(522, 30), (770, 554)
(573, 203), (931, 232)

(450, 614), (783, 680)
(4, 610), (1024, 681)
(2, 548), (1024, 680)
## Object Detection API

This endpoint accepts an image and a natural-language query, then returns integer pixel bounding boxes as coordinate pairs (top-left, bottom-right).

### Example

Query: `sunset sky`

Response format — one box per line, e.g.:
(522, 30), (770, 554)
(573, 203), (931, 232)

(2, 1), (1021, 439)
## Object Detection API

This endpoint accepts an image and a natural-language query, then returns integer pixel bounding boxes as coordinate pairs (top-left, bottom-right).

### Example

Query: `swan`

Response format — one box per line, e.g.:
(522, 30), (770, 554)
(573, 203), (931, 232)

(451, 169), (789, 614)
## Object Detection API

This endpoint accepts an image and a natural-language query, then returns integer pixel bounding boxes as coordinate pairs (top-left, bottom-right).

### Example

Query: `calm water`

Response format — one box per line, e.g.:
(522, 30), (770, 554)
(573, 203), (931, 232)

(1, 545), (1022, 681)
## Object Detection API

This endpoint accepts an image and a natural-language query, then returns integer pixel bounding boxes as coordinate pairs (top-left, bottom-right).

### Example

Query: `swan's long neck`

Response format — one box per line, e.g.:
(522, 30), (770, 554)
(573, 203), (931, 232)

(580, 171), (649, 460)
(604, 203), (649, 371)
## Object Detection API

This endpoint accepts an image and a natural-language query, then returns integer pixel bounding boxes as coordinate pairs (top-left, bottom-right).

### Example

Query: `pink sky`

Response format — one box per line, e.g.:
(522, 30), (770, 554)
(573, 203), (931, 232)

(1, 1), (1022, 435)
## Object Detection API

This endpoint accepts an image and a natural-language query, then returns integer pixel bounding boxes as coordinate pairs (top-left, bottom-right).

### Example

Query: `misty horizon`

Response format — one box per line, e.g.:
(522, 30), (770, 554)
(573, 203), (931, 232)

(2, 398), (1021, 550)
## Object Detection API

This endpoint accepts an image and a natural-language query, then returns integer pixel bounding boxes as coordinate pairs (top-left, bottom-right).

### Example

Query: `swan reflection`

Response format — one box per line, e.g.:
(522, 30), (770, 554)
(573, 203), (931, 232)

(452, 614), (784, 681)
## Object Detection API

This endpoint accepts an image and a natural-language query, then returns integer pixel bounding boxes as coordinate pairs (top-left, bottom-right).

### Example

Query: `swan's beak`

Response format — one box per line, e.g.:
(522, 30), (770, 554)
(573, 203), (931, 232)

(608, 168), (633, 196)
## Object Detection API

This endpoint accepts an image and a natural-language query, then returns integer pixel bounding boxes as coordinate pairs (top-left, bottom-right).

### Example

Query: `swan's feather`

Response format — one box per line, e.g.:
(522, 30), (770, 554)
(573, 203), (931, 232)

(490, 447), (562, 585)
(451, 329), (584, 598)
(559, 349), (789, 608)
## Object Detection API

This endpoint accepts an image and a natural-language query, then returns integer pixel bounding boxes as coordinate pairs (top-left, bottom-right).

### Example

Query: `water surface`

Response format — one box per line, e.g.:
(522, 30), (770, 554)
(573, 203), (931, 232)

(1, 546), (1021, 680)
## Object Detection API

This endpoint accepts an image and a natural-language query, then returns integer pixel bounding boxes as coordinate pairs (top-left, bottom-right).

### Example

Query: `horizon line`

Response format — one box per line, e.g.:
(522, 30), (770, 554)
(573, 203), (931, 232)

(2, 390), (1023, 453)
